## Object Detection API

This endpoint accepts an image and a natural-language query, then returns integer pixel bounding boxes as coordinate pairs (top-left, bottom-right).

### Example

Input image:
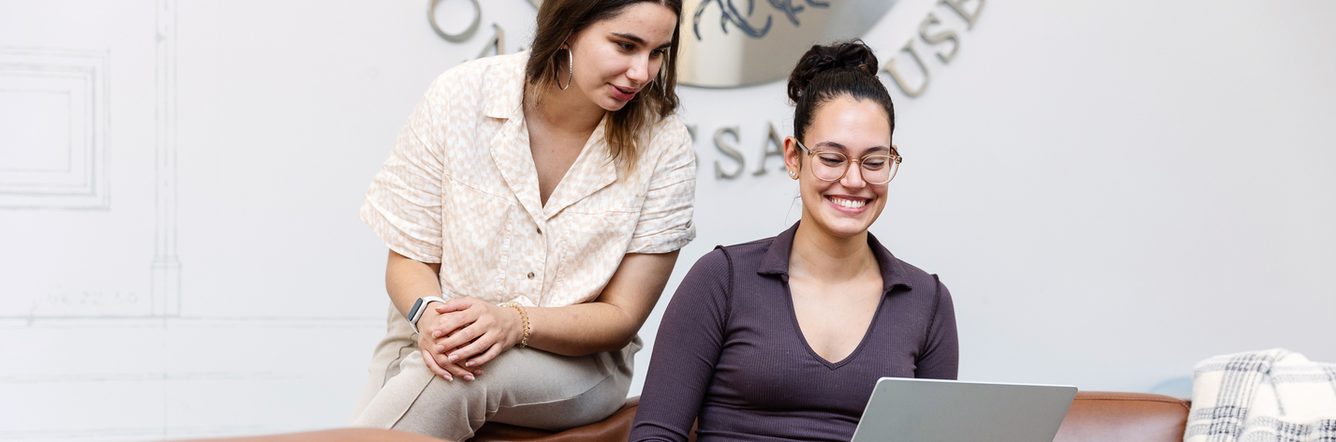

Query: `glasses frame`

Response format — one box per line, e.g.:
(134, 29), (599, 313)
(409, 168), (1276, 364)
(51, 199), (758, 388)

(793, 139), (903, 185)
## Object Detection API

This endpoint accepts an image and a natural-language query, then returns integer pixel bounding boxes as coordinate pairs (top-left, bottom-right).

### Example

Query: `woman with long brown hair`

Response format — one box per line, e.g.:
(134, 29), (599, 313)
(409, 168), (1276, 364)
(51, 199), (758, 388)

(352, 1), (694, 439)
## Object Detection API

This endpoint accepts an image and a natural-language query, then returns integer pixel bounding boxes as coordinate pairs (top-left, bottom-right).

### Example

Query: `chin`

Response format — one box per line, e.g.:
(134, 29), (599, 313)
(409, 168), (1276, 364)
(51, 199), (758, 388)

(814, 215), (873, 239)
(599, 97), (631, 112)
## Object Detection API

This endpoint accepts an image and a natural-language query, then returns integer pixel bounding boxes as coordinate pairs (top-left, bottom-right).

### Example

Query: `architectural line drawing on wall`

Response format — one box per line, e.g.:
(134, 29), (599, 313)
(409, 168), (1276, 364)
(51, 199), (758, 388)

(0, 0), (176, 323)
(0, 47), (109, 210)
(153, 0), (182, 317)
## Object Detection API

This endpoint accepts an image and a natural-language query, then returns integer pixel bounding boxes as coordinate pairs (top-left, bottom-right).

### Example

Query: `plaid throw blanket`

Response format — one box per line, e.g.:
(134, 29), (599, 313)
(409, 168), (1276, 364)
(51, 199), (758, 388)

(1185, 349), (1336, 442)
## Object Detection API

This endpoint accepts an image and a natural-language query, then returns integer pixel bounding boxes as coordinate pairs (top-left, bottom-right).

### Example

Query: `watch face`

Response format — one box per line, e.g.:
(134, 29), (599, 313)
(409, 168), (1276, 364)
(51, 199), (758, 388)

(408, 298), (424, 320)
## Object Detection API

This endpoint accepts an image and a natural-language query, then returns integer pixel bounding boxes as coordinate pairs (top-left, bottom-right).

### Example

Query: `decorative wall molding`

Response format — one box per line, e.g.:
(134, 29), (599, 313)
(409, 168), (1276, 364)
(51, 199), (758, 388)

(0, 47), (109, 209)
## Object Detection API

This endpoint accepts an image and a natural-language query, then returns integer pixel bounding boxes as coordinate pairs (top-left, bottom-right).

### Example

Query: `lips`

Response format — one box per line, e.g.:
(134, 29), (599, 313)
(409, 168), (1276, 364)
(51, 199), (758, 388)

(610, 85), (639, 102)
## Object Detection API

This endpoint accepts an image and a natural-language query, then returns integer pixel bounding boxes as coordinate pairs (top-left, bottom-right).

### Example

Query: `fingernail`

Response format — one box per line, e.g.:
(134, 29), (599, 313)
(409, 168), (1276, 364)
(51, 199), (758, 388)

(446, 354), (457, 362)
(464, 361), (474, 367)
(443, 373), (453, 381)
(463, 374), (474, 381)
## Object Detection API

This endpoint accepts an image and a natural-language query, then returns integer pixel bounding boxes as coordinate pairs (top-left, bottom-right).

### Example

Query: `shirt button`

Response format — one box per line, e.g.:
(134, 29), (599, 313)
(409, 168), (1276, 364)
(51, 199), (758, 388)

(527, 272), (535, 279)
(536, 227), (542, 234)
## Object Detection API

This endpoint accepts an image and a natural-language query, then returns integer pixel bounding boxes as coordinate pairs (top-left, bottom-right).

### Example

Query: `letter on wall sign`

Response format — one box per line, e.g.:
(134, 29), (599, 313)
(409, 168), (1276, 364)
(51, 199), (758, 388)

(919, 12), (960, 64)
(714, 126), (744, 180)
(941, 0), (985, 29)
(754, 122), (786, 176)
(428, 0), (481, 42)
(882, 39), (931, 98)
(476, 24), (506, 59)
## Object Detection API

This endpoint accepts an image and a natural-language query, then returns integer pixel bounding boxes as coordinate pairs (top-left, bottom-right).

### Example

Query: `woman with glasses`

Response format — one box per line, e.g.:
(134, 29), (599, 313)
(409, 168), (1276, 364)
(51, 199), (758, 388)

(630, 40), (958, 441)
(353, 0), (696, 439)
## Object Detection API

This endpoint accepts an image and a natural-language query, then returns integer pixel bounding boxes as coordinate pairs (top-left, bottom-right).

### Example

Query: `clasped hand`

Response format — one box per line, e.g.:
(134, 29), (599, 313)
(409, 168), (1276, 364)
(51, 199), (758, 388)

(416, 297), (523, 381)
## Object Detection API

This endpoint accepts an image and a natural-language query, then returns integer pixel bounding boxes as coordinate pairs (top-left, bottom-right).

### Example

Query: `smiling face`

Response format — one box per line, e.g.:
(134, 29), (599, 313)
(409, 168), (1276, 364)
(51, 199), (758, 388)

(564, 2), (677, 112)
(785, 95), (894, 240)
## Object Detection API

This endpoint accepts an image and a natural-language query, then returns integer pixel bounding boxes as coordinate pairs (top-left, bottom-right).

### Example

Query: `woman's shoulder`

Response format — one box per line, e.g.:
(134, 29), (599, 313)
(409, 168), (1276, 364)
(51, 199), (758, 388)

(674, 238), (775, 299)
(619, 113), (694, 185)
(648, 111), (689, 135)
(640, 113), (692, 155)
(875, 251), (952, 306)
(717, 235), (777, 257)
(425, 51), (529, 95)
(894, 258), (943, 288)
(865, 233), (951, 299)
(690, 235), (778, 274)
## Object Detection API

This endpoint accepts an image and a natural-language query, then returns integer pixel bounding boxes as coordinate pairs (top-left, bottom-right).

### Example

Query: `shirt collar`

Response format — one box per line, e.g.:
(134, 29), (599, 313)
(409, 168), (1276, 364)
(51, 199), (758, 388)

(481, 51), (617, 221)
(757, 221), (914, 293)
(483, 51), (529, 120)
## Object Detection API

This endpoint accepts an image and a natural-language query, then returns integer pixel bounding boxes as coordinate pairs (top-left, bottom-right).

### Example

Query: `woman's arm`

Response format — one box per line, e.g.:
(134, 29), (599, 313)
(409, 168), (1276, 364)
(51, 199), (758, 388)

(526, 250), (680, 355)
(431, 121), (698, 366)
(630, 250), (732, 441)
(914, 276), (959, 379)
(428, 251), (679, 368)
(385, 249), (442, 316)
(385, 250), (482, 381)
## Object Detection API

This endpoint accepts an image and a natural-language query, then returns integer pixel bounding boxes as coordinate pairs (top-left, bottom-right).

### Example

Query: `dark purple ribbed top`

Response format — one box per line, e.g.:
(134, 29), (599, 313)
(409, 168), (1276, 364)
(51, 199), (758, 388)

(631, 222), (959, 441)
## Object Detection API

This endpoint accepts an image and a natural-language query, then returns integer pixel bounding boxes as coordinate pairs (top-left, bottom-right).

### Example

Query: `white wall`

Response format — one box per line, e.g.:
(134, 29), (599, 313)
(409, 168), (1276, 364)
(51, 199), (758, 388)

(1, 0), (1333, 440)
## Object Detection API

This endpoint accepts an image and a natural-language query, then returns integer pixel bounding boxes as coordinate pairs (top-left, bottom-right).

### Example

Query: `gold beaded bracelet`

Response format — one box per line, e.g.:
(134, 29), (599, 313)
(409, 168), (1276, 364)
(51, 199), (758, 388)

(501, 301), (531, 349)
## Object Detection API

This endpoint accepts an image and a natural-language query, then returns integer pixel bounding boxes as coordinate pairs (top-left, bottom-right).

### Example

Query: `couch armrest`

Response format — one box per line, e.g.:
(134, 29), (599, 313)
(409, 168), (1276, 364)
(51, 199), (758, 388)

(1053, 391), (1190, 442)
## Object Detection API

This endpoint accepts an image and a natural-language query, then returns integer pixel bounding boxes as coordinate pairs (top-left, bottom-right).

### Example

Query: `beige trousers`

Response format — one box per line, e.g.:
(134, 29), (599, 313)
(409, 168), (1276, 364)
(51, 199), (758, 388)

(352, 306), (638, 441)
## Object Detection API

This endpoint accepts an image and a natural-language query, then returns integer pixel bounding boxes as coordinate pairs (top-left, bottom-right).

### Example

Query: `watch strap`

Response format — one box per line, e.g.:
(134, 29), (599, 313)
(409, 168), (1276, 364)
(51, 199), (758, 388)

(407, 295), (448, 333)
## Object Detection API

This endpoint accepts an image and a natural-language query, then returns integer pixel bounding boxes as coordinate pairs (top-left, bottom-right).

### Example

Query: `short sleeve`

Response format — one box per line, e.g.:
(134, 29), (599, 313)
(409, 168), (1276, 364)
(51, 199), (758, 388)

(627, 122), (697, 254)
(358, 76), (450, 263)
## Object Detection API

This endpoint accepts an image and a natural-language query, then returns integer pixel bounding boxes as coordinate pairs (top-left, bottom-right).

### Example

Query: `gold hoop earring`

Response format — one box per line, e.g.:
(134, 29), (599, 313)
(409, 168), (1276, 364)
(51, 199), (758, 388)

(555, 48), (573, 91)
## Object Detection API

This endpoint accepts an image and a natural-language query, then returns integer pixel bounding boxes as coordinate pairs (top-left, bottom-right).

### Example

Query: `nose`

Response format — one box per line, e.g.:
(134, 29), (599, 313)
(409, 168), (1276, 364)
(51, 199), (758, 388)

(626, 54), (651, 85)
(840, 160), (868, 189)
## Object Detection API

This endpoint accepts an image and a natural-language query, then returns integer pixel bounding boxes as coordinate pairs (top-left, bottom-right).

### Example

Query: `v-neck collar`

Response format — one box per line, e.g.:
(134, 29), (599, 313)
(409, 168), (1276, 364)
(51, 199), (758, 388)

(482, 52), (617, 224)
(781, 280), (891, 369)
(759, 221), (912, 369)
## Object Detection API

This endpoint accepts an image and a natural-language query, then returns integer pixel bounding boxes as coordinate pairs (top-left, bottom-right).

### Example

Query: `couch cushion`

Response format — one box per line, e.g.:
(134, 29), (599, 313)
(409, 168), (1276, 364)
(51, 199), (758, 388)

(184, 392), (1188, 442)
(475, 392), (1190, 442)
(183, 428), (447, 442)
(471, 397), (640, 442)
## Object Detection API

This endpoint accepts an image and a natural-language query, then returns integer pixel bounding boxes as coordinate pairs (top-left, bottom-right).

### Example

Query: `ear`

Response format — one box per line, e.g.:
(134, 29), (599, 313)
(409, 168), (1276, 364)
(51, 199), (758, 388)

(784, 136), (802, 177)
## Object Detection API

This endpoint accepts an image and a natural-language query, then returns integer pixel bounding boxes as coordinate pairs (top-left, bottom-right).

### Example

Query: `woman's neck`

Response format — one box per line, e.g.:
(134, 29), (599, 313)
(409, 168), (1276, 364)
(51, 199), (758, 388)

(528, 83), (605, 135)
(789, 219), (877, 283)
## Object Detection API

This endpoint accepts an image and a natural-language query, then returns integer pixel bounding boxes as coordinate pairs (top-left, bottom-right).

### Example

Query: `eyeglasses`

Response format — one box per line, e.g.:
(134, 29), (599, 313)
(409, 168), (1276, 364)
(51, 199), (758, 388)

(794, 139), (902, 185)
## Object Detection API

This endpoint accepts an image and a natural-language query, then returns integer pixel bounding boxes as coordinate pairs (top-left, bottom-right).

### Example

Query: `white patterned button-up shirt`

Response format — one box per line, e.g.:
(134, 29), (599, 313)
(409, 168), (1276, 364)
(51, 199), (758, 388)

(360, 51), (696, 308)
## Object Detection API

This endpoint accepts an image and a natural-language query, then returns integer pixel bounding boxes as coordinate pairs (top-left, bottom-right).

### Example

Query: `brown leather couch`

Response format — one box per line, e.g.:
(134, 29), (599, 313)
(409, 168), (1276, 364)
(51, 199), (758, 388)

(188, 391), (1190, 442)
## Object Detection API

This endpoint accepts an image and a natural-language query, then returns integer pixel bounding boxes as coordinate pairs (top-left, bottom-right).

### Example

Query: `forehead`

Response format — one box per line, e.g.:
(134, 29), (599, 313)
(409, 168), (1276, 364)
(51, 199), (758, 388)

(806, 96), (892, 149)
(585, 3), (678, 43)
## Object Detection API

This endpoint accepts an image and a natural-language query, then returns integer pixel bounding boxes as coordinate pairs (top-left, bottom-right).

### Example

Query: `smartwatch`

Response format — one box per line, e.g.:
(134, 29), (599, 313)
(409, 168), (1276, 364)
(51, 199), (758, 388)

(406, 295), (448, 333)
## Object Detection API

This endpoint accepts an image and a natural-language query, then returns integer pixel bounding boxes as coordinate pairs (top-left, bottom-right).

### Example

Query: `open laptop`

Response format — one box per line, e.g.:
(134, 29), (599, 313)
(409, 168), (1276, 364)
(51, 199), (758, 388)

(850, 377), (1077, 442)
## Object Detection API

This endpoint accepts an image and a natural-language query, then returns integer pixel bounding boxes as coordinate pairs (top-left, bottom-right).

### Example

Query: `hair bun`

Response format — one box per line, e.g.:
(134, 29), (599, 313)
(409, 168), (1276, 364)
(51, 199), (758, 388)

(787, 40), (880, 104)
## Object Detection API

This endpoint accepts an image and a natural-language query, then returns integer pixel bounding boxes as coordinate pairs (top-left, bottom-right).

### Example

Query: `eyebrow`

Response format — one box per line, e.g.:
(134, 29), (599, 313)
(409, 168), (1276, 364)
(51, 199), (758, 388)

(812, 141), (892, 153)
(611, 32), (672, 50)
